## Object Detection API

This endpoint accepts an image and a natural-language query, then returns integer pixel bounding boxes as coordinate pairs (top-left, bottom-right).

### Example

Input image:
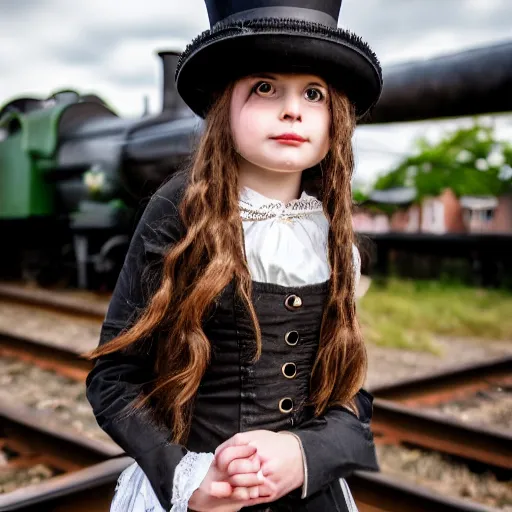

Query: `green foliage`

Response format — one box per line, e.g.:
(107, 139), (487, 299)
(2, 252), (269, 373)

(372, 121), (512, 201)
(352, 188), (369, 204)
(358, 278), (512, 352)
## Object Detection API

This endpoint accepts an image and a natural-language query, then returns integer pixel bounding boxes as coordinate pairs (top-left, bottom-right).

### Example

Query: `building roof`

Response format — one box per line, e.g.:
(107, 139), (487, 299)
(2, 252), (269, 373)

(367, 187), (417, 205)
(460, 195), (498, 210)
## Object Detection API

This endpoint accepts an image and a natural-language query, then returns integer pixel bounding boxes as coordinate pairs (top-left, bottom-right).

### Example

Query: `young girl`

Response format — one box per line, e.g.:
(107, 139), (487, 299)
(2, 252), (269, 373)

(86, 1), (383, 511)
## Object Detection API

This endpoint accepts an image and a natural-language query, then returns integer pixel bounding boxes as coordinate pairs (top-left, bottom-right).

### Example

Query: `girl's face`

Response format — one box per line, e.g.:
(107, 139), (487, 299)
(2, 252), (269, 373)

(230, 73), (330, 174)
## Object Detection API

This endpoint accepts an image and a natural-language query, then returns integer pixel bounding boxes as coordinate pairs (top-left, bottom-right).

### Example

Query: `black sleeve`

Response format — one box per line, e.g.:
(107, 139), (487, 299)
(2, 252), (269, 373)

(86, 174), (189, 511)
(292, 388), (379, 499)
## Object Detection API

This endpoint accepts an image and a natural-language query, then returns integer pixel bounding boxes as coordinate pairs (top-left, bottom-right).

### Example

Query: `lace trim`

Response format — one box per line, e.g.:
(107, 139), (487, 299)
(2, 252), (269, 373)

(239, 186), (323, 221)
(239, 203), (324, 221)
(170, 452), (215, 512)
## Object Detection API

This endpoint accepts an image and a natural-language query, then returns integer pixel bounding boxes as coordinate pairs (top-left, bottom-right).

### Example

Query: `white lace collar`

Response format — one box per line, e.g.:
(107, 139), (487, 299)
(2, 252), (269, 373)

(239, 186), (323, 221)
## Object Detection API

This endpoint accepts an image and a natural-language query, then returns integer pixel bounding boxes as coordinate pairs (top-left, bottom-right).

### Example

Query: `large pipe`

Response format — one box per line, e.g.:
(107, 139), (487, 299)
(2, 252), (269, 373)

(157, 51), (194, 117)
(365, 39), (512, 124)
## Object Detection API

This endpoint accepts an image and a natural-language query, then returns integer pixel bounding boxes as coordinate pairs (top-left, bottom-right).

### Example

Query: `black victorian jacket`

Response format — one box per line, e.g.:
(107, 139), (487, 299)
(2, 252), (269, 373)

(85, 172), (379, 512)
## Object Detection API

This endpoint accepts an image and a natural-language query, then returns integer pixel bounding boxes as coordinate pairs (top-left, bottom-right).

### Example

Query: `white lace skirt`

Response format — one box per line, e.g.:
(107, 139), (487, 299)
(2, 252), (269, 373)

(111, 451), (214, 512)
(111, 462), (166, 512)
(111, 462), (358, 512)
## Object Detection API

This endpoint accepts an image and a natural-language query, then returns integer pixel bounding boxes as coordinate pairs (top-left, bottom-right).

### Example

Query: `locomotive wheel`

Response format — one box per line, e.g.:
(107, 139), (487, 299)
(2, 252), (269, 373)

(20, 246), (74, 287)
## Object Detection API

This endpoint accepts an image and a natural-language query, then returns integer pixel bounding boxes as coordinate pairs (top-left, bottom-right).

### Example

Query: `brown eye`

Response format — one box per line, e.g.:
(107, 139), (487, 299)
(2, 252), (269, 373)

(305, 88), (323, 102)
(254, 81), (274, 95)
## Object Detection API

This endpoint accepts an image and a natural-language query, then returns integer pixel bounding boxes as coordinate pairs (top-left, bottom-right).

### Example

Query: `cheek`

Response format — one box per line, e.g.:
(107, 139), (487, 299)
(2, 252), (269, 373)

(231, 106), (267, 149)
(312, 109), (331, 152)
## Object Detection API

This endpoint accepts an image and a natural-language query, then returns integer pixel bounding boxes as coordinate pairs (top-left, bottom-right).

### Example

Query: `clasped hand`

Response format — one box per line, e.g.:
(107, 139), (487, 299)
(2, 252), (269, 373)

(188, 430), (304, 512)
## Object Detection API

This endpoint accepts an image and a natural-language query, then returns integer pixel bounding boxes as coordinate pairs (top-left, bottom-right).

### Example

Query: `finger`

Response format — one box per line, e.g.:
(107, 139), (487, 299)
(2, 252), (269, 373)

(249, 486), (260, 499)
(257, 483), (275, 497)
(231, 486), (250, 501)
(208, 481), (233, 499)
(227, 472), (264, 487)
(256, 475), (278, 496)
(216, 445), (258, 472)
(215, 433), (249, 456)
(227, 458), (261, 476)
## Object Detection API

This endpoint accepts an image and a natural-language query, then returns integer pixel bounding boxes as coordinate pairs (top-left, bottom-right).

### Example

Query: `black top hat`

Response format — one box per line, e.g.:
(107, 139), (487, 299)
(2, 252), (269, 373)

(175, 0), (382, 119)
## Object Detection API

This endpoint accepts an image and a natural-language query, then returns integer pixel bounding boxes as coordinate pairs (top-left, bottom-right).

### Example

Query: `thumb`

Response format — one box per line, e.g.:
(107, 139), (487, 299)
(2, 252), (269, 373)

(209, 481), (233, 498)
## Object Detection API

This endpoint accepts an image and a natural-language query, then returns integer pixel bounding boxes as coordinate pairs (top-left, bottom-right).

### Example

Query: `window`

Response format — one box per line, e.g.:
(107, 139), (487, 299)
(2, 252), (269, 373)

(482, 209), (494, 222)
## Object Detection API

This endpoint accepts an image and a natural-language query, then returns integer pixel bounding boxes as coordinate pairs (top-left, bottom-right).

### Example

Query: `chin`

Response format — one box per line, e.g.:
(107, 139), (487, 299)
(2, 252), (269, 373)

(262, 156), (314, 173)
(244, 152), (320, 173)
(268, 150), (322, 173)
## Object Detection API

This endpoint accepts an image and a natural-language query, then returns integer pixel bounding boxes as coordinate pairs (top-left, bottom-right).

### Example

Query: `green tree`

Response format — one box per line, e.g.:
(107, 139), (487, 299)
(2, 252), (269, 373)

(371, 121), (512, 201)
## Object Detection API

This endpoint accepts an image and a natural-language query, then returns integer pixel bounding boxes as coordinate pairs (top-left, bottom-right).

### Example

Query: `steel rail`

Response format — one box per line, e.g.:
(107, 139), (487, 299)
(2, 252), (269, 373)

(368, 354), (512, 399)
(0, 457), (132, 512)
(0, 282), (109, 321)
(349, 470), (501, 512)
(0, 409), (129, 512)
(368, 354), (511, 469)
(372, 398), (511, 469)
(0, 333), (92, 374)
(0, 333), (117, 457)
(0, 400), (121, 459)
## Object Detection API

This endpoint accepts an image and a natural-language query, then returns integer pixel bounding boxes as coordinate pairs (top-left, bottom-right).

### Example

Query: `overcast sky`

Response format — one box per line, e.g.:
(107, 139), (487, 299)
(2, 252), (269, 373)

(1, 0), (511, 185)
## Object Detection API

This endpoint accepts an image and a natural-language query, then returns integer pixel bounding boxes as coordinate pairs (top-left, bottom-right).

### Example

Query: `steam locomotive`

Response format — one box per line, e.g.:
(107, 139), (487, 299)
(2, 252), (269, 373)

(1, 40), (510, 289)
(0, 52), (200, 289)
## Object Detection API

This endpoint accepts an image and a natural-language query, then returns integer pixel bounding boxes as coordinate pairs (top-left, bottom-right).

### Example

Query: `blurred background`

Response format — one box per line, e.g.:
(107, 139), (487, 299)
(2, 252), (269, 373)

(0, 1), (511, 511)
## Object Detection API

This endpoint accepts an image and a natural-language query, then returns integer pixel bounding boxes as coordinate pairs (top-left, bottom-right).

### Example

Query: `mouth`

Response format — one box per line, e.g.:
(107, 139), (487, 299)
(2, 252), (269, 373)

(270, 133), (307, 144)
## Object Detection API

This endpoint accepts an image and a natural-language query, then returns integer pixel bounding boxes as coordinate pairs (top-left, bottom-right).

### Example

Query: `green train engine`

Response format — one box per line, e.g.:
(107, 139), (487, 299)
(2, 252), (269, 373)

(0, 51), (199, 289)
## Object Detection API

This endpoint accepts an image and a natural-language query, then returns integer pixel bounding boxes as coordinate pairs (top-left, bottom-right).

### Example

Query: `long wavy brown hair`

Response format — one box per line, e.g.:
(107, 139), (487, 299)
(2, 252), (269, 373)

(87, 80), (367, 444)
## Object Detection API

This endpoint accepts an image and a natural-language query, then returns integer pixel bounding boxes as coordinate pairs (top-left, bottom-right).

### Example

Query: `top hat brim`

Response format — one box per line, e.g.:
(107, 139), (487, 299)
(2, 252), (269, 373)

(176, 19), (382, 119)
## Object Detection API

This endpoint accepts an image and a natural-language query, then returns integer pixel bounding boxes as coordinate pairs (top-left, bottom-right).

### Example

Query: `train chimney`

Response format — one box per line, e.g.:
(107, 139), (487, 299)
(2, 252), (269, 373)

(157, 51), (193, 118)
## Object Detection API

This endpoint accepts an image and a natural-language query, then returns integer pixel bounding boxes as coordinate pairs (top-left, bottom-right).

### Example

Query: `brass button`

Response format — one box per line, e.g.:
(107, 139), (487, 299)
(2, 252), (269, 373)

(279, 397), (294, 414)
(282, 362), (297, 379)
(284, 294), (302, 311)
(284, 330), (299, 346)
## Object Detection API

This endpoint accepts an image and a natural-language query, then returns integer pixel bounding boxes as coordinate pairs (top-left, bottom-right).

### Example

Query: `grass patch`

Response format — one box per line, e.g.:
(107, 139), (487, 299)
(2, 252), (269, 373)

(358, 278), (512, 353)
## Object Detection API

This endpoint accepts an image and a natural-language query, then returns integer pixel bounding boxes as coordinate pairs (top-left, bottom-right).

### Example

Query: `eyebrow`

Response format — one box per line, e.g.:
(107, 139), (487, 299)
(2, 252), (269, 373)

(248, 73), (278, 80)
(309, 81), (328, 89)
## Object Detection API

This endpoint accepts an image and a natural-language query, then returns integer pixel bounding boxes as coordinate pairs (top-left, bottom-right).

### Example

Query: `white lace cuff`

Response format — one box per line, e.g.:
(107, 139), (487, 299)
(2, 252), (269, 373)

(170, 451), (215, 512)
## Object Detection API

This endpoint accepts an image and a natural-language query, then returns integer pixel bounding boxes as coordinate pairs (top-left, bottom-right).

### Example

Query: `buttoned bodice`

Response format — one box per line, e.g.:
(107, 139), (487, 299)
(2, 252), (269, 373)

(187, 185), (357, 452)
(188, 279), (328, 452)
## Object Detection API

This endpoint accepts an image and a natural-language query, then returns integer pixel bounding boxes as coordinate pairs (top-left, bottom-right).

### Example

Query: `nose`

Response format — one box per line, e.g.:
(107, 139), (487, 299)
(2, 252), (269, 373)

(279, 93), (302, 122)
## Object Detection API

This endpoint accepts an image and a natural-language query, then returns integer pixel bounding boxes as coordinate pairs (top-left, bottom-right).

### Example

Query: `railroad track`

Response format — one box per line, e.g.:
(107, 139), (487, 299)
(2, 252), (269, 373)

(370, 355), (512, 469)
(0, 290), (125, 511)
(0, 403), (129, 512)
(352, 355), (512, 511)
(0, 282), (510, 510)
(2, 330), (507, 511)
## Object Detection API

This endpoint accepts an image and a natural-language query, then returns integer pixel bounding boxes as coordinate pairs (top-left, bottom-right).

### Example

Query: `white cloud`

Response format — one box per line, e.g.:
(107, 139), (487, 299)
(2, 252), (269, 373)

(1, 0), (511, 179)
(0, 0), (207, 114)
